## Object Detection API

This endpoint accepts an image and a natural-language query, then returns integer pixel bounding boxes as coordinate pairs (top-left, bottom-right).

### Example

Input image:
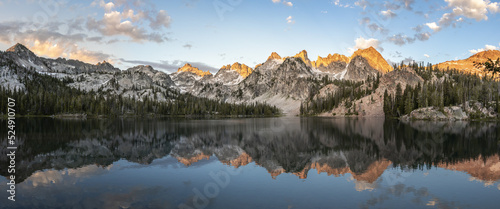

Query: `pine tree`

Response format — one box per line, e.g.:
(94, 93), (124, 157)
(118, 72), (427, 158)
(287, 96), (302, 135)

(395, 83), (403, 116)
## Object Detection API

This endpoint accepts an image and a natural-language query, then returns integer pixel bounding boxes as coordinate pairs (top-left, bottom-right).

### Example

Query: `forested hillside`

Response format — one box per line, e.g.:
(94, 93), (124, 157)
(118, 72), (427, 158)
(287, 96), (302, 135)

(384, 63), (500, 119)
(0, 58), (280, 117)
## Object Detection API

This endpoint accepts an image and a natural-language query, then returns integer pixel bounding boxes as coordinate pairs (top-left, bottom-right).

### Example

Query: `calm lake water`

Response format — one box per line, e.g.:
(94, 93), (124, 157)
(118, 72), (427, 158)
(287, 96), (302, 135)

(1, 117), (500, 209)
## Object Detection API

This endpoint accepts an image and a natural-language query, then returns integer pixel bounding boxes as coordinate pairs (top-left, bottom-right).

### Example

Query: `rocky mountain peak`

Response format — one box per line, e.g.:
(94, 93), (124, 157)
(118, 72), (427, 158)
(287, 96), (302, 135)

(97, 60), (113, 67)
(267, 52), (282, 61)
(435, 50), (500, 76)
(313, 53), (351, 68)
(467, 50), (500, 61)
(131, 65), (155, 71)
(6, 43), (31, 54)
(293, 50), (311, 65)
(177, 63), (212, 77)
(220, 62), (253, 78)
(351, 47), (393, 74)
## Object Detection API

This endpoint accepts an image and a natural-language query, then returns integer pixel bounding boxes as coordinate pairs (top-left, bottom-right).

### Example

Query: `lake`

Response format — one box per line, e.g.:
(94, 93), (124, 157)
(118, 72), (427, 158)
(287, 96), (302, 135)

(1, 117), (500, 209)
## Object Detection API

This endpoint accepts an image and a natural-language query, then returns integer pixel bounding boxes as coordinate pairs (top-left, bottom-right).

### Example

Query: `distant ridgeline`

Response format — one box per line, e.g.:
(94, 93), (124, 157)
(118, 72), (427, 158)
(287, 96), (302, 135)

(0, 51), (280, 117)
(1, 43), (499, 118)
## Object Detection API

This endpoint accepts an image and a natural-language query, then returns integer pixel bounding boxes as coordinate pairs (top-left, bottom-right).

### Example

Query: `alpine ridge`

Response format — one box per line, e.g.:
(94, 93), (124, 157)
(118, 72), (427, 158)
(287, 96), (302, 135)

(435, 50), (500, 76)
(220, 62), (253, 78)
(177, 63), (212, 77)
(4, 43), (492, 117)
(350, 47), (393, 74)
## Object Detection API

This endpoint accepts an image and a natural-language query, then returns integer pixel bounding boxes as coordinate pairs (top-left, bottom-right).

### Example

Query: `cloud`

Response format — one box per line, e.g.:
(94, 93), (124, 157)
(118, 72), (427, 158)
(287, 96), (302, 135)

(425, 22), (441, 32)
(381, 10), (397, 19)
(183, 44), (192, 49)
(469, 44), (499, 54)
(87, 0), (171, 43)
(86, 9), (169, 43)
(348, 37), (383, 53)
(149, 10), (172, 29)
(412, 25), (424, 32)
(396, 0), (415, 10)
(402, 57), (416, 64)
(272, 0), (293, 7)
(368, 23), (388, 34)
(384, 2), (401, 10)
(425, 0), (500, 34)
(424, 54), (430, 58)
(333, 0), (354, 8)
(120, 59), (219, 73)
(446, 0), (499, 21)
(393, 51), (403, 58)
(415, 32), (431, 41)
(360, 17), (371, 25)
(387, 34), (415, 46)
(0, 21), (111, 64)
(286, 16), (295, 24)
(354, 0), (371, 10)
(19, 39), (112, 64)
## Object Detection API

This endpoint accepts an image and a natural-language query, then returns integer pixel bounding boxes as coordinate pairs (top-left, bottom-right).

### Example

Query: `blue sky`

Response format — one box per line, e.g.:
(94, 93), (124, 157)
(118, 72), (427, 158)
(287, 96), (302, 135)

(0, 0), (499, 73)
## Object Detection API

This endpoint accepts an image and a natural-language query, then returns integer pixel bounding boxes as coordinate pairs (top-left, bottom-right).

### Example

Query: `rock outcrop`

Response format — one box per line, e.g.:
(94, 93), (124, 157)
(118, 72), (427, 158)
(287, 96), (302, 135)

(401, 102), (498, 121)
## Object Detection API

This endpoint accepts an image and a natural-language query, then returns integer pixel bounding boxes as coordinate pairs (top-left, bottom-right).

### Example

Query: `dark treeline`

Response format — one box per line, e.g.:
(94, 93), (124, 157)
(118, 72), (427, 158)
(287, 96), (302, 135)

(300, 74), (381, 115)
(384, 63), (500, 118)
(0, 60), (280, 117)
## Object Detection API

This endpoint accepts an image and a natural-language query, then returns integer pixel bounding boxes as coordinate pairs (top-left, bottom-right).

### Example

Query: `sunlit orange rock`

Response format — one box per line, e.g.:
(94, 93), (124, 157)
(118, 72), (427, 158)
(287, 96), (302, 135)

(293, 50), (311, 65)
(350, 47), (393, 74)
(434, 50), (500, 77)
(220, 63), (253, 78)
(312, 53), (350, 68)
(267, 52), (282, 61)
(177, 63), (212, 77)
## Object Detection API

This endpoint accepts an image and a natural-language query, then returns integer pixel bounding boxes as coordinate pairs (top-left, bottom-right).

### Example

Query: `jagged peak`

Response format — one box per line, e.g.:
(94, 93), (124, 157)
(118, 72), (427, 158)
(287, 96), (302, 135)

(294, 50), (310, 61)
(314, 53), (350, 68)
(178, 63), (212, 77)
(127, 65), (157, 73)
(97, 60), (113, 67)
(267, 52), (282, 61)
(220, 62), (253, 78)
(6, 43), (32, 54)
(350, 46), (393, 74)
(289, 49), (312, 66)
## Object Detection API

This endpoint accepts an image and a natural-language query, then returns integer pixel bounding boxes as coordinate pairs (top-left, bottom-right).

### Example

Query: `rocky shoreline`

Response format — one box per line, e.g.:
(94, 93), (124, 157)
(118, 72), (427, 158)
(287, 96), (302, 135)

(401, 101), (499, 121)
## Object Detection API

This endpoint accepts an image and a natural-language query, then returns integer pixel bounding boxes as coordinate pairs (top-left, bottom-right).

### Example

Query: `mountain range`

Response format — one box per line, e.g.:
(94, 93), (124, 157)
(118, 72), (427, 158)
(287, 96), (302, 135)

(1, 43), (500, 116)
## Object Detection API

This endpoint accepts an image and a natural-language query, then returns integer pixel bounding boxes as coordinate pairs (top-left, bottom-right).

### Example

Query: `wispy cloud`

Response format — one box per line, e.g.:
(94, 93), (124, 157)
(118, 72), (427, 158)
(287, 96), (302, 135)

(272, 0), (293, 7)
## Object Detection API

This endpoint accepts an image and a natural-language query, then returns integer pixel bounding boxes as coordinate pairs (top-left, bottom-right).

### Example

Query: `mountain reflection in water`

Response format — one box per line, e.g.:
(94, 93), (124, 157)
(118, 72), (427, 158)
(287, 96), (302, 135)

(0, 117), (499, 209)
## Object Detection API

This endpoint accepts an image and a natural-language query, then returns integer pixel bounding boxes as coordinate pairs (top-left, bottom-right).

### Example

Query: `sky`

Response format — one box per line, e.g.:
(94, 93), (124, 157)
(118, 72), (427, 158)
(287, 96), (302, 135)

(0, 0), (499, 73)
